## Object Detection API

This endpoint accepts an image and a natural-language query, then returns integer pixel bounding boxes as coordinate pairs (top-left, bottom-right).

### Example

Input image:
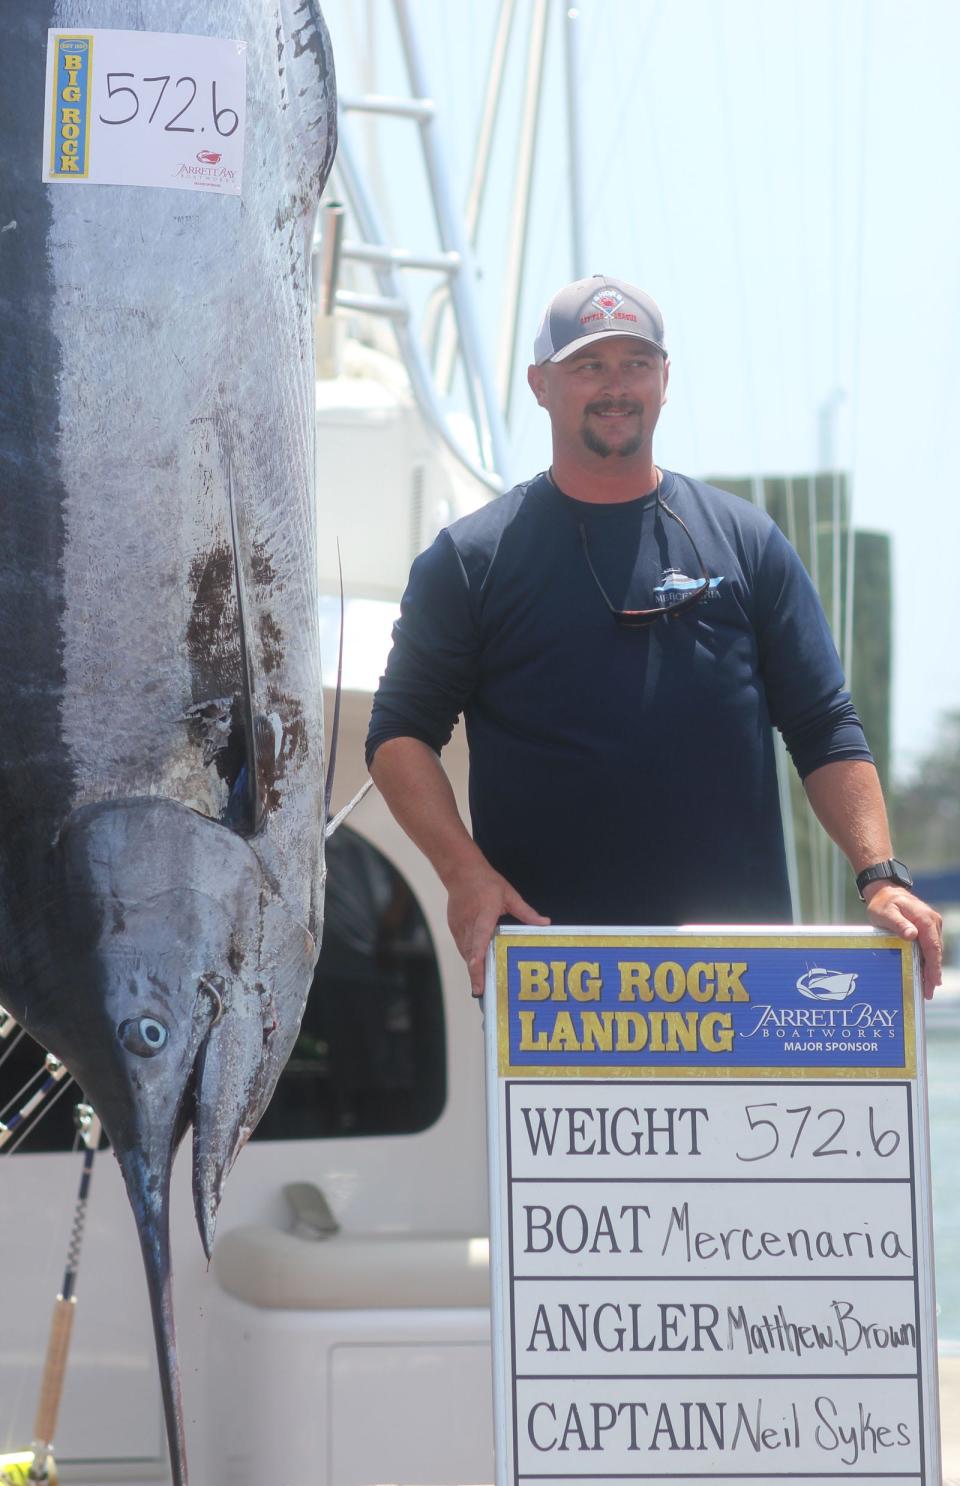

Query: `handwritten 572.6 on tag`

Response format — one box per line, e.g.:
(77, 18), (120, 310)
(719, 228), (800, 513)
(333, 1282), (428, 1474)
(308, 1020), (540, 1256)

(42, 29), (247, 196)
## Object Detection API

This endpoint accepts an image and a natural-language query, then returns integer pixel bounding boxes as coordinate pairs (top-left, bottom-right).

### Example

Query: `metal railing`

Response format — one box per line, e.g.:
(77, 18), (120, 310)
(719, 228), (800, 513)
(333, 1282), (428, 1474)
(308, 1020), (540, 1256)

(313, 0), (515, 492)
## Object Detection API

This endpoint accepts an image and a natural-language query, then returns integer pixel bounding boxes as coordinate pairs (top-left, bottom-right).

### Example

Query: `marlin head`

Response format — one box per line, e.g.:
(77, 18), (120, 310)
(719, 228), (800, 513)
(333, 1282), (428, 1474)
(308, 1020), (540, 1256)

(20, 796), (315, 1484)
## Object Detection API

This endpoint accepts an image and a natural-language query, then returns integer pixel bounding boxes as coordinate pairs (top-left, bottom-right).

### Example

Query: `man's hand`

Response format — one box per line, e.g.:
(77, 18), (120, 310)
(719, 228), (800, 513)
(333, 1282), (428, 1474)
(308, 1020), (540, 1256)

(802, 763), (943, 999)
(446, 860), (550, 998)
(862, 881), (943, 999)
(370, 737), (551, 998)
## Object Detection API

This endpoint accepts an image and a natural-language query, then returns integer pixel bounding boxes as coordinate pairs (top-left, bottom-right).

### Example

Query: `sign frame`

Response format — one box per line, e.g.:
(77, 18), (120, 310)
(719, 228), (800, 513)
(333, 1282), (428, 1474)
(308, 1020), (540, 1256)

(484, 924), (941, 1486)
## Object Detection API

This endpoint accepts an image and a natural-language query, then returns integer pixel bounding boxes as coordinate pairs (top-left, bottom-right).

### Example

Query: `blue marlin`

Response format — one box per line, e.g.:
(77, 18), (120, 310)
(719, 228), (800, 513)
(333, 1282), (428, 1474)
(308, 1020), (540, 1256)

(0, 4), (336, 1480)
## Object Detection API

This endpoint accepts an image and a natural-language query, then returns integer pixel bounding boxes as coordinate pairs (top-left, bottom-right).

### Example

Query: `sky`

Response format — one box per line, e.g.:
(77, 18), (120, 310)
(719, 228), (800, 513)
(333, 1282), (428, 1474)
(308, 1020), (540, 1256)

(320, 0), (960, 780)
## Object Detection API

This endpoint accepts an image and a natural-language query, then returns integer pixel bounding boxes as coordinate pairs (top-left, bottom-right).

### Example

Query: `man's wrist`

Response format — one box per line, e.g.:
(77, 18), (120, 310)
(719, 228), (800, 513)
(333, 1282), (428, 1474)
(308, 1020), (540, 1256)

(856, 858), (913, 901)
(436, 839), (493, 892)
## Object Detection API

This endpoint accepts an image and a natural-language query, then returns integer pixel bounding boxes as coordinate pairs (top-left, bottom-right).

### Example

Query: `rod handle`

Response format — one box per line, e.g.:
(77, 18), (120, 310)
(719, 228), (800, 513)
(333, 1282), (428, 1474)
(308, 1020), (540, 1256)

(32, 1295), (76, 1448)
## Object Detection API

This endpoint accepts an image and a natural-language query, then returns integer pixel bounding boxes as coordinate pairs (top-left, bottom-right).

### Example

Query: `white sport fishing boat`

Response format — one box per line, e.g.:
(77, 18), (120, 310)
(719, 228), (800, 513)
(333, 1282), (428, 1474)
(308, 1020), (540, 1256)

(3, 4), (958, 1483)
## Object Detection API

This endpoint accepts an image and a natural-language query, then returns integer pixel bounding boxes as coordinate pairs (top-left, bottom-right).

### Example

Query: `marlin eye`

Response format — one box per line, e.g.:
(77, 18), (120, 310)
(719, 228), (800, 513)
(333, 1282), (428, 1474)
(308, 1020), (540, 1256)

(118, 1016), (169, 1057)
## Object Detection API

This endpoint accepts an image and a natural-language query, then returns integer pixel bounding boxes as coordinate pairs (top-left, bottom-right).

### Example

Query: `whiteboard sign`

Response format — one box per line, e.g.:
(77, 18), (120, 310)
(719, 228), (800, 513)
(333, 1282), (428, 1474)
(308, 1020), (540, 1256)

(484, 927), (940, 1485)
(41, 29), (246, 195)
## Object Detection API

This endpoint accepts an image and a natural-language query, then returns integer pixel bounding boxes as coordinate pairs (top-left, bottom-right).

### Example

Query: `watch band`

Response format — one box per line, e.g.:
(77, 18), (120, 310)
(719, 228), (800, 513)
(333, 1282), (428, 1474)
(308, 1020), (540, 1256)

(855, 859), (913, 900)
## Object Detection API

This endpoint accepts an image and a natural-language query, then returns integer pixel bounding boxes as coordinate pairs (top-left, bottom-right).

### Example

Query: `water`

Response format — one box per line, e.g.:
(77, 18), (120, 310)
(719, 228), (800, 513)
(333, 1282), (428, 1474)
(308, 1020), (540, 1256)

(926, 1012), (960, 1351)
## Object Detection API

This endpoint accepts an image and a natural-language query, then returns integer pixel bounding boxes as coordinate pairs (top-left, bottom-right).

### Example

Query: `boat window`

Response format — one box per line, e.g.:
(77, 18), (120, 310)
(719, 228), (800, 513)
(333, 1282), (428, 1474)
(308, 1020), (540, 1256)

(2, 827), (445, 1153)
(253, 827), (446, 1140)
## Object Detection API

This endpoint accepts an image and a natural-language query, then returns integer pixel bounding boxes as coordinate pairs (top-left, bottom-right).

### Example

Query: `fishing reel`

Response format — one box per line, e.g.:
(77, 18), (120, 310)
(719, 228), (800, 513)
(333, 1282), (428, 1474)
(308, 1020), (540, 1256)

(0, 1453), (58, 1485)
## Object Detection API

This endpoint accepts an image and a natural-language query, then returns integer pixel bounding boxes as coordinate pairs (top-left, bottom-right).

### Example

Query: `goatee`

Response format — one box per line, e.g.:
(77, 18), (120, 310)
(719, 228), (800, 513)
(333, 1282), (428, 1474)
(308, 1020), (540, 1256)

(581, 424), (646, 459)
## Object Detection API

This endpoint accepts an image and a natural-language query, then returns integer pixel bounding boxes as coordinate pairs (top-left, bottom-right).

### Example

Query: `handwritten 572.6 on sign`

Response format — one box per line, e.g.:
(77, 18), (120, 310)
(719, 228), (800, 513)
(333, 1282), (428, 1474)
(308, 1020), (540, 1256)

(42, 29), (246, 196)
(734, 1096), (903, 1164)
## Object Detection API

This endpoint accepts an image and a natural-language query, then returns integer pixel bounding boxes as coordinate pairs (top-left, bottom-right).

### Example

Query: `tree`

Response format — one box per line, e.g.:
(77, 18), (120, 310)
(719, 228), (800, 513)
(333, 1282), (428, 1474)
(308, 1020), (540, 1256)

(891, 711), (960, 870)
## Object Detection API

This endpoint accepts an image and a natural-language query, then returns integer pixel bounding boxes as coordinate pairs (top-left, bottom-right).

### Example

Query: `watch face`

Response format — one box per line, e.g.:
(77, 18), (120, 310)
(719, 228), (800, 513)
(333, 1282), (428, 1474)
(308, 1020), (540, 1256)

(891, 859), (913, 885)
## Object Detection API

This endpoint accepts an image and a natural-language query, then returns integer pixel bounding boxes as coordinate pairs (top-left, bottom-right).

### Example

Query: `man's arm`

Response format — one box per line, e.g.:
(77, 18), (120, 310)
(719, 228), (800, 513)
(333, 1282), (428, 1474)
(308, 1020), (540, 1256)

(804, 759), (943, 997)
(369, 737), (550, 997)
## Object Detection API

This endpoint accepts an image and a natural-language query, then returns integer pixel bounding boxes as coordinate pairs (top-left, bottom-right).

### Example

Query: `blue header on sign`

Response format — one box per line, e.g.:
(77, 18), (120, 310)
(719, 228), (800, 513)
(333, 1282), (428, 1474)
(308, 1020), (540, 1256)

(501, 939), (909, 1074)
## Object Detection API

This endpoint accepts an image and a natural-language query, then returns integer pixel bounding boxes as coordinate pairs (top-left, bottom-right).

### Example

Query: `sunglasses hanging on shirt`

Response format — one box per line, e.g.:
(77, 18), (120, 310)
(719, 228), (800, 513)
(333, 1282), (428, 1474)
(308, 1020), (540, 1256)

(575, 474), (713, 630)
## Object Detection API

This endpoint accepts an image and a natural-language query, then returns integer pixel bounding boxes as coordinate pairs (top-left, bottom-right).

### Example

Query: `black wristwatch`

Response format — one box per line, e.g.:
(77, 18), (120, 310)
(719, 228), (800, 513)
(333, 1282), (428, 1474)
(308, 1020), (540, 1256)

(855, 858), (913, 901)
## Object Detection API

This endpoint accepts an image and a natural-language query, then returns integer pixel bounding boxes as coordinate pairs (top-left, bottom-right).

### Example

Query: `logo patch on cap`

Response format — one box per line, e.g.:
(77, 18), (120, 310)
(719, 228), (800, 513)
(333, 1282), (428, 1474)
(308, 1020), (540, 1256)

(592, 287), (623, 318)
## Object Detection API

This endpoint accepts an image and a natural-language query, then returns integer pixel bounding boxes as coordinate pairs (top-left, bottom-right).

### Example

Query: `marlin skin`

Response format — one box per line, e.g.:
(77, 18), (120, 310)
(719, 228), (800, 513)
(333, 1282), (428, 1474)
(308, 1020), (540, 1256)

(0, 4), (336, 1480)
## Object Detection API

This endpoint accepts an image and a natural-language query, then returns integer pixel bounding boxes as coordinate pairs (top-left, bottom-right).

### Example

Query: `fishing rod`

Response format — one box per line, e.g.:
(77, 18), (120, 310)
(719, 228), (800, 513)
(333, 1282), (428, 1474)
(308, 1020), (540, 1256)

(0, 1103), (102, 1486)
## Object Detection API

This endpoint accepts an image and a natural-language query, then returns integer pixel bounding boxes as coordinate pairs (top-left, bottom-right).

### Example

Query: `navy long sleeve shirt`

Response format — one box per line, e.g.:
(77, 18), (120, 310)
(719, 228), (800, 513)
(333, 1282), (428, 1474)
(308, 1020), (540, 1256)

(367, 471), (872, 925)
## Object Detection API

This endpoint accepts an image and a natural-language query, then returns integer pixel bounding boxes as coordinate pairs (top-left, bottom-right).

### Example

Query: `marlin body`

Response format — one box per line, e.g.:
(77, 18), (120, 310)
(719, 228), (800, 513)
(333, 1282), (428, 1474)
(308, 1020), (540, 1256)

(0, 4), (336, 1480)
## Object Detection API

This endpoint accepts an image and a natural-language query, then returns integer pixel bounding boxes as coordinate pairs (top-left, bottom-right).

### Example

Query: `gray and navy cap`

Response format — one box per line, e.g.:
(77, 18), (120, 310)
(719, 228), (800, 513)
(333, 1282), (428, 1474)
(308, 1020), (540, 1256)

(533, 275), (667, 365)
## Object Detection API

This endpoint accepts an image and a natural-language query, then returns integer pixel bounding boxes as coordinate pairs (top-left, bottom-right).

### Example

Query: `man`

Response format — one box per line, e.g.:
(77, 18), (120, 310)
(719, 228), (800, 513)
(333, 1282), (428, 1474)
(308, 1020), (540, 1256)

(366, 275), (942, 999)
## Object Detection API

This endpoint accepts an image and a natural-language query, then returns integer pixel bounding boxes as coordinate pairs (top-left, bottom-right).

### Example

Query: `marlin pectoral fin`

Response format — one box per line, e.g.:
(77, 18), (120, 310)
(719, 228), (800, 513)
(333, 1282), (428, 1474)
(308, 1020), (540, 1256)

(224, 437), (264, 835)
(191, 977), (269, 1258)
(193, 901), (315, 1255)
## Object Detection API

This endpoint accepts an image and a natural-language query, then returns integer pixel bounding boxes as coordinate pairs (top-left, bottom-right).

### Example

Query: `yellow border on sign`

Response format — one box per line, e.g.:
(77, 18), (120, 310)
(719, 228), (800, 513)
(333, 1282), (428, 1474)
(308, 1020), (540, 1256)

(49, 34), (94, 181)
(495, 932), (916, 1080)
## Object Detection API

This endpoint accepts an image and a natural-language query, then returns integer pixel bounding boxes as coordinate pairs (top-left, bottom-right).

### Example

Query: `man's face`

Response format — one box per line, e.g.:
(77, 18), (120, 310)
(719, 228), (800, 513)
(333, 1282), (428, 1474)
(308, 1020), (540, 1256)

(527, 337), (669, 461)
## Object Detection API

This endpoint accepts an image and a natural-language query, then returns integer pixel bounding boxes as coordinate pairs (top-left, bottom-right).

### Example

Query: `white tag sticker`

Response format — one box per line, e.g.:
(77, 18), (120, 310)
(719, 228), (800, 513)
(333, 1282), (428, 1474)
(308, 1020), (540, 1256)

(41, 29), (246, 196)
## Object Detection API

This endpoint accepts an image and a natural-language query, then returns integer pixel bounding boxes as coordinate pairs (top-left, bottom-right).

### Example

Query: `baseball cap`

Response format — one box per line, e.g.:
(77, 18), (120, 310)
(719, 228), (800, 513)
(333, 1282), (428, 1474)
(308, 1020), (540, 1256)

(533, 275), (667, 364)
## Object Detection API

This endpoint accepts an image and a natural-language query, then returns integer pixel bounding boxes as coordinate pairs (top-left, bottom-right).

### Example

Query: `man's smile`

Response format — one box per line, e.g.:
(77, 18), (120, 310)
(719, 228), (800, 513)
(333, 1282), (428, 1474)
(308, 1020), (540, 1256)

(586, 401), (642, 420)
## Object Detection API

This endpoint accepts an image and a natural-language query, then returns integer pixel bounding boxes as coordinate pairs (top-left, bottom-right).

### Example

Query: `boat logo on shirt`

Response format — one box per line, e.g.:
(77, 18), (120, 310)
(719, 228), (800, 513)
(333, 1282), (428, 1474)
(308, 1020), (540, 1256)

(653, 567), (725, 604)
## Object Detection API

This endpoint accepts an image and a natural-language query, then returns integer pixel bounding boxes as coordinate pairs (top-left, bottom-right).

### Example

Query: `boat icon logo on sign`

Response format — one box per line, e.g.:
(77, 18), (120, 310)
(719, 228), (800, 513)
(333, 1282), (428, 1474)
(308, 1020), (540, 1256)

(796, 968), (859, 1001)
